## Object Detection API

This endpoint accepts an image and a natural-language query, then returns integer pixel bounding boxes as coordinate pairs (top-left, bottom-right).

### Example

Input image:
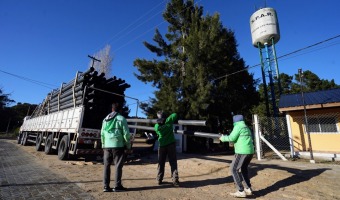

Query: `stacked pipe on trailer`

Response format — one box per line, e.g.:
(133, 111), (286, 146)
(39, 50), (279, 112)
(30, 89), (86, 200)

(29, 67), (130, 130)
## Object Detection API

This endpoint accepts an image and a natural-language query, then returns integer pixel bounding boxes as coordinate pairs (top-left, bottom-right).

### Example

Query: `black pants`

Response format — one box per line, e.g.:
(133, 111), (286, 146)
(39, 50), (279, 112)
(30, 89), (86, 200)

(157, 142), (179, 182)
(230, 154), (253, 191)
(103, 148), (125, 188)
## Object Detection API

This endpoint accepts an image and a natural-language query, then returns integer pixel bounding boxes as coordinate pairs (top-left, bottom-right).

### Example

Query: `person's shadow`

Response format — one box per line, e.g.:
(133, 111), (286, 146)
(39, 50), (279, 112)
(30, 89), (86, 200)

(180, 154), (331, 198)
(125, 153), (331, 197)
(251, 164), (330, 197)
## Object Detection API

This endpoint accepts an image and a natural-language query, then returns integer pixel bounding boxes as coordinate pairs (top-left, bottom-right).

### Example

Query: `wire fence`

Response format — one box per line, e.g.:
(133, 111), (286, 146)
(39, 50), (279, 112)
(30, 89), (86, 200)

(291, 112), (340, 155)
(254, 112), (340, 161)
(294, 112), (340, 135)
(253, 115), (291, 160)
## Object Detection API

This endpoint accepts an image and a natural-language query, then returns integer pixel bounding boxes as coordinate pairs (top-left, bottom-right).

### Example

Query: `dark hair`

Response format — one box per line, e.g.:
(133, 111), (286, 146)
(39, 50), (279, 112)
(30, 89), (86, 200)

(157, 110), (164, 119)
(112, 102), (119, 110)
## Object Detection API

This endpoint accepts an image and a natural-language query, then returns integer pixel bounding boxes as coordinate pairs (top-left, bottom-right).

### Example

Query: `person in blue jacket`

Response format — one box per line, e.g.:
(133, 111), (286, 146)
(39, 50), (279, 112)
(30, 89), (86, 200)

(219, 114), (255, 198)
(101, 102), (131, 192)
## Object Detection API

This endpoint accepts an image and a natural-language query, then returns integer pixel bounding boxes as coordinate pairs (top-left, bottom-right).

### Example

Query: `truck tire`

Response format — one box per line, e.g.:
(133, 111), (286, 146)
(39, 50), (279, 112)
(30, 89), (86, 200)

(35, 134), (43, 151)
(44, 134), (54, 154)
(20, 132), (25, 145)
(21, 133), (28, 146)
(58, 135), (69, 160)
(17, 133), (22, 144)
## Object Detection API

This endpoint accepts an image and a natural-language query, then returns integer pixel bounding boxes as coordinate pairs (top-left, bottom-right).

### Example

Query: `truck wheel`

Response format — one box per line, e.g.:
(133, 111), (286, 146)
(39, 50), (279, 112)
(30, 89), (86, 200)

(35, 134), (43, 151)
(17, 133), (22, 144)
(58, 135), (69, 160)
(20, 132), (25, 145)
(44, 134), (54, 154)
(22, 133), (28, 146)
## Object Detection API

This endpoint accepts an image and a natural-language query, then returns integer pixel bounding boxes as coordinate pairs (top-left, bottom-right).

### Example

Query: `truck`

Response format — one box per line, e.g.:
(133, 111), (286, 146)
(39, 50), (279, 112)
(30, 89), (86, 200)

(17, 67), (131, 160)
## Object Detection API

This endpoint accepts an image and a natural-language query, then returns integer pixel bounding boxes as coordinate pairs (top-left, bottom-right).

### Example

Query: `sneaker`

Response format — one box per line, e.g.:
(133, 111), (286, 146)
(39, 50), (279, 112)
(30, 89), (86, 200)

(103, 186), (112, 192)
(157, 180), (163, 185)
(229, 191), (246, 198)
(173, 180), (180, 187)
(113, 185), (128, 192)
(244, 187), (253, 195)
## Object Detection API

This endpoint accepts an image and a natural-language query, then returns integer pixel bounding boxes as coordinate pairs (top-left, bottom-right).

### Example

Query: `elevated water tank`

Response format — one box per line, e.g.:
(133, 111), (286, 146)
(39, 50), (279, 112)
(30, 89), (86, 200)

(250, 7), (280, 48)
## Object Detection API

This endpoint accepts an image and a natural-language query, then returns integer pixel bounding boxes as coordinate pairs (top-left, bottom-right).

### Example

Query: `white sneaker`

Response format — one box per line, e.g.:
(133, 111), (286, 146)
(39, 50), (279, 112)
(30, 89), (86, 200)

(244, 187), (253, 195)
(229, 191), (246, 198)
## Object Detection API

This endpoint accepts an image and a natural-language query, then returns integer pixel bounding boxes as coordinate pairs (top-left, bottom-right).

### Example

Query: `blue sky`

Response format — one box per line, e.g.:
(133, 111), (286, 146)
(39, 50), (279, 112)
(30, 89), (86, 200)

(1, 0), (340, 117)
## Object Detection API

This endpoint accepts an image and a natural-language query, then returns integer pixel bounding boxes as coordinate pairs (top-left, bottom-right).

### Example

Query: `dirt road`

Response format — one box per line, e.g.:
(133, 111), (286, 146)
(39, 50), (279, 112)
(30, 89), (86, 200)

(5, 139), (340, 200)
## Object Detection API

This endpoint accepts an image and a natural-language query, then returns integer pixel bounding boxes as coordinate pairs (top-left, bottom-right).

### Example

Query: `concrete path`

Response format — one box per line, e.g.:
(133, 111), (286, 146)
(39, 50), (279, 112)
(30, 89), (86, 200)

(0, 139), (94, 200)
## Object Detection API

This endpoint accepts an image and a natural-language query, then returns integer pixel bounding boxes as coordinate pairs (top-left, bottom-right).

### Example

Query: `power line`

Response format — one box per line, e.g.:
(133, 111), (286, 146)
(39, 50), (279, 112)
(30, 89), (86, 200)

(112, 0), (204, 53)
(6, 3), (337, 103)
(3, 1), (199, 91)
(127, 99), (150, 106)
(94, 1), (168, 53)
(277, 41), (340, 63)
(0, 69), (57, 89)
(2, 34), (339, 92)
(276, 34), (340, 60)
(111, 3), (167, 49)
(113, 20), (167, 52)
(212, 34), (340, 82)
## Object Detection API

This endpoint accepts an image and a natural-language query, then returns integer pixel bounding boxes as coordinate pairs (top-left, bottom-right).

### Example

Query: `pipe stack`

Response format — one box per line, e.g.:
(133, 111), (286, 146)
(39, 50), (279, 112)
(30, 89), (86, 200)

(30, 67), (131, 129)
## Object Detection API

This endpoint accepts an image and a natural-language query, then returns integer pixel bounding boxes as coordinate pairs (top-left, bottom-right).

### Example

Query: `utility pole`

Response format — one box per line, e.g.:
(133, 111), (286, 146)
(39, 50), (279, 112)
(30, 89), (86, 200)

(88, 55), (101, 68)
(299, 68), (315, 163)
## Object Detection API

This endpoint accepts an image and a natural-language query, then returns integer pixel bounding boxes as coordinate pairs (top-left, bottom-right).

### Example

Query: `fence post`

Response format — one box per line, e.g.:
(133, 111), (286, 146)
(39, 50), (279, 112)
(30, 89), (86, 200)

(253, 114), (262, 160)
(183, 125), (187, 152)
(285, 114), (295, 158)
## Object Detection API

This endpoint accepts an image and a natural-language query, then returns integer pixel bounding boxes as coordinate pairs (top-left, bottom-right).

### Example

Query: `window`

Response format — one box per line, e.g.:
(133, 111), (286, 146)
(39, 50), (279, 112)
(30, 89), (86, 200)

(306, 116), (339, 133)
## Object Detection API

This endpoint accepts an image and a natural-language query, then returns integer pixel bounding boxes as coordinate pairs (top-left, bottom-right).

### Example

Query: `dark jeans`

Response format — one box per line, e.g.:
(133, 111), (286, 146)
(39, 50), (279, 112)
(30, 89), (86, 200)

(103, 148), (125, 188)
(230, 154), (253, 191)
(157, 142), (179, 182)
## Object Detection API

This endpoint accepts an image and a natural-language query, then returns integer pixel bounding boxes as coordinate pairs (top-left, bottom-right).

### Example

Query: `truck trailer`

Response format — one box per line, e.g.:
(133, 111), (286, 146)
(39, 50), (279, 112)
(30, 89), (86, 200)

(18, 67), (131, 160)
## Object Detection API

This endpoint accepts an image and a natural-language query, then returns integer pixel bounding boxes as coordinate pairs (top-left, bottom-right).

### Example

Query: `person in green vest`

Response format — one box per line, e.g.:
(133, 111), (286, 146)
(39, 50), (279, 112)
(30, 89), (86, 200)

(101, 102), (131, 192)
(219, 114), (255, 198)
(154, 111), (180, 187)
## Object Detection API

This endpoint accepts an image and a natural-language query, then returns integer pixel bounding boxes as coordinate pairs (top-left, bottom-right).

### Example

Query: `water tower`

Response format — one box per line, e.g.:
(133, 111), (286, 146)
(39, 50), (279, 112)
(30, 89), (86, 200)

(250, 7), (282, 117)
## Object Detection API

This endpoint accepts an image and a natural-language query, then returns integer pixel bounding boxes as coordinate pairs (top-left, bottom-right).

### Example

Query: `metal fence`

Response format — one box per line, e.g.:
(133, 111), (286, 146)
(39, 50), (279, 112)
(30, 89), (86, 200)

(290, 112), (340, 158)
(253, 112), (340, 161)
(253, 114), (291, 160)
(293, 112), (340, 135)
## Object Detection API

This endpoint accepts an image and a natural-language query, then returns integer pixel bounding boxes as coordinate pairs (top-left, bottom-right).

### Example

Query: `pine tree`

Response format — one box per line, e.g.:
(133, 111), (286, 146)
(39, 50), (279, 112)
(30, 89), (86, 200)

(134, 0), (258, 130)
(0, 88), (15, 131)
(253, 70), (340, 117)
(0, 88), (14, 110)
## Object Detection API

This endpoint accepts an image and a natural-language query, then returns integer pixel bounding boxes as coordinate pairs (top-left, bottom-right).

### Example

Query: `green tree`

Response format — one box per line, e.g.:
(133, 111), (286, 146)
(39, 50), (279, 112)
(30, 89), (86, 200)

(0, 88), (15, 132)
(278, 73), (293, 94)
(134, 0), (258, 130)
(5, 103), (37, 132)
(292, 70), (339, 92)
(254, 70), (340, 117)
(0, 88), (14, 109)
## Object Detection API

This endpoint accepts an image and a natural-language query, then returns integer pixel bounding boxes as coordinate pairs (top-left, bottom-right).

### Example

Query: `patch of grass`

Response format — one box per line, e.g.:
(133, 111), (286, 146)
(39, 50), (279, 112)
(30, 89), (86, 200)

(0, 132), (17, 139)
